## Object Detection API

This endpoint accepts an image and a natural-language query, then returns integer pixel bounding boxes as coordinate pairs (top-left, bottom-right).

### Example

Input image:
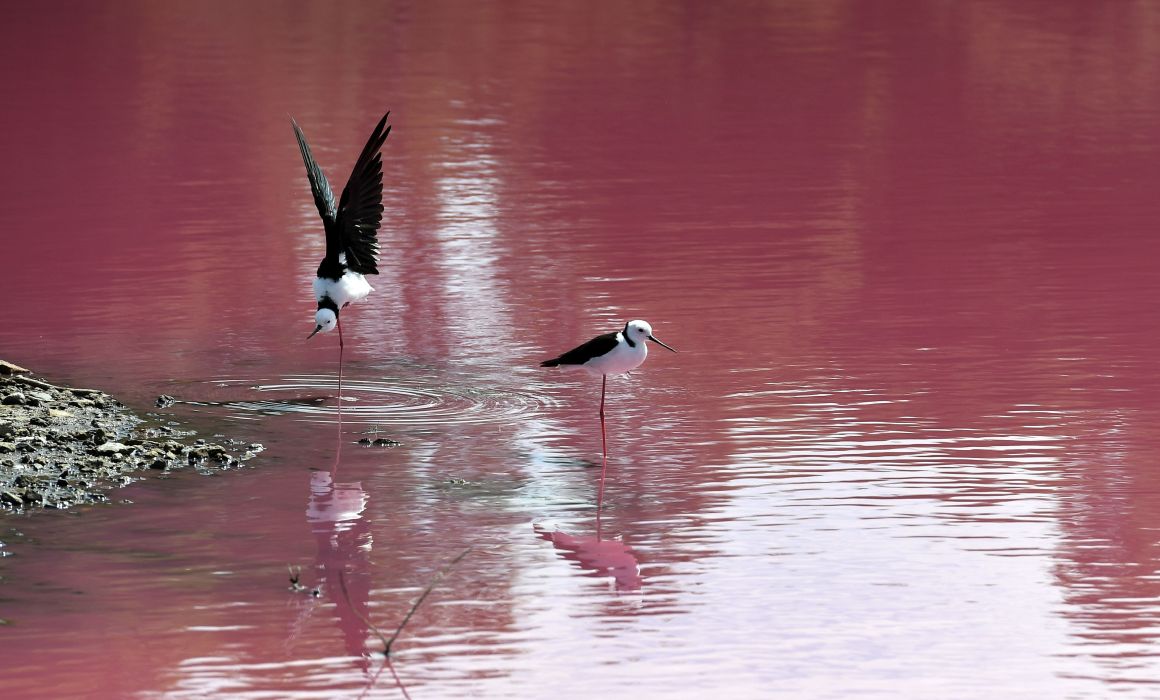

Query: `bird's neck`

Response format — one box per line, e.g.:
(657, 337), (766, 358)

(316, 258), (346, 281)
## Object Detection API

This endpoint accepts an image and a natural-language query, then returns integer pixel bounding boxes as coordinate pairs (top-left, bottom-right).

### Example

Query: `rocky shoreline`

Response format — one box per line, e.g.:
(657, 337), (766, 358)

(0, 360), (261, 512)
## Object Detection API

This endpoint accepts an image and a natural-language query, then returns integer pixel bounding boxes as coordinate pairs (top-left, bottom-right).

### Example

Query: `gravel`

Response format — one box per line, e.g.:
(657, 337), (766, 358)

(0, 361), (262, 513)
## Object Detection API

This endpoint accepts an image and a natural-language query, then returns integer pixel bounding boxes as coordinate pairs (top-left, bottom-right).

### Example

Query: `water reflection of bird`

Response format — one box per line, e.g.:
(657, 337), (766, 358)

(541, 320), (676, 502)
(292, 112), (391, 346)
(534, 523), (642, 592)
(306, 468), (374, 669)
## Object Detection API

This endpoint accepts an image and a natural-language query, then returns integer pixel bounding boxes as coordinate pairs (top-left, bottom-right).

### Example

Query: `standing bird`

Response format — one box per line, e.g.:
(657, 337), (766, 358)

(293, 112), (391, 347)
(541, 320), (676, 505)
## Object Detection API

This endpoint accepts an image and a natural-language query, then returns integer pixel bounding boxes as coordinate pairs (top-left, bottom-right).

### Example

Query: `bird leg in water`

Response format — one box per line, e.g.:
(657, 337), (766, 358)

(597, 374), (608, 512)
(336, 317), (345, 432)
(597, 414), (608, 522)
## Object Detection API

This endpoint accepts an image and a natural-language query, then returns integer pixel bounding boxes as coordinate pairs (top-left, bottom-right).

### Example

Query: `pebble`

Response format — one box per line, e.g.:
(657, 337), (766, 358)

(95, 442), (130, 454)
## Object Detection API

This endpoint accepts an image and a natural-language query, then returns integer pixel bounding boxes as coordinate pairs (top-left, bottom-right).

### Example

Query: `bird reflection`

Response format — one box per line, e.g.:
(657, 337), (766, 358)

(306, 466), (375, 669)
(305, 453), (413, 698)
(534, 522), (642, 592)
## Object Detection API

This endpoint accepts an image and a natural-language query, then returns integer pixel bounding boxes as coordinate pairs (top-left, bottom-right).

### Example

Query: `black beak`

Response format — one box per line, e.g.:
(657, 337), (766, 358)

(648, 335), (677, 352)
(307, 325), (322, 340)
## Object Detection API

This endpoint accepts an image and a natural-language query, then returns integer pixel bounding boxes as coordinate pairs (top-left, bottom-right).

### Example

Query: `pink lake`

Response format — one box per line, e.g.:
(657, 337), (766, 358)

(3, 1), (1160, 698)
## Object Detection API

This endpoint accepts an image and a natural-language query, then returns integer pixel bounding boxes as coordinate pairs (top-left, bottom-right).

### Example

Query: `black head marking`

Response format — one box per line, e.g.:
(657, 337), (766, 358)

(622, 321), (636, 348)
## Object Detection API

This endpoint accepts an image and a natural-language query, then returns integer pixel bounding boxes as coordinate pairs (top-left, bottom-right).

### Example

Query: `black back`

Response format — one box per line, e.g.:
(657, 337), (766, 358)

(540, 331), (621, 367)
(293, 113), (392, 279)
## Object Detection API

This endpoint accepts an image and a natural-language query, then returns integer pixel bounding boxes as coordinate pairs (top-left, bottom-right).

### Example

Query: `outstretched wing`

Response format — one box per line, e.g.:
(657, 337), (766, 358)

(335, 112), (391, 275)
(291, 118), (337, 224)
(541, 332), (620, 367)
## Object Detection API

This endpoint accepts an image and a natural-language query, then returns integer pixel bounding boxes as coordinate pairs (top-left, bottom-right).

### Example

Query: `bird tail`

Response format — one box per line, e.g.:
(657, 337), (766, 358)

(540, 358), (561, 367)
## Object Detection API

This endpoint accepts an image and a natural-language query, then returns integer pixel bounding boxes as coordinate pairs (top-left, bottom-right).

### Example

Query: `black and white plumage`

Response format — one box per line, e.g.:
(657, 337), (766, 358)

(542, 320), (677, 508)
(541, 320), (676, 377)
(293, 112), (391, 340)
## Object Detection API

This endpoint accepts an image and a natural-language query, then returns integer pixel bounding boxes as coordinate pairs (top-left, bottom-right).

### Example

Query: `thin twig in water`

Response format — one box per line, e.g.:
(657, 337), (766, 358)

(338, 546), (474, 658)
(338, 569), (391, 651)
(384, 546), (473, 657)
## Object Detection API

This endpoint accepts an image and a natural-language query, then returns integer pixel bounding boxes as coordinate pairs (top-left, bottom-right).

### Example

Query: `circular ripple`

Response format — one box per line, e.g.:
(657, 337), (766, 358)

(191, 374), (554, 426)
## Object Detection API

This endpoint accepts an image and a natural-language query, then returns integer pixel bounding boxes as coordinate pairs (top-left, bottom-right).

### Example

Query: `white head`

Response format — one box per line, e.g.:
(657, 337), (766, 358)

(624, 319), (677, 352)
(308, 308), (337, 339)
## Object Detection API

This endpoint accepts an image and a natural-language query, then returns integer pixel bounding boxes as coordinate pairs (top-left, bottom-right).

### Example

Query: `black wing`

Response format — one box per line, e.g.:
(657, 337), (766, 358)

(291, 118), (337, 224)
(541, 332), (620, 367)
(334, 112), (391, 275)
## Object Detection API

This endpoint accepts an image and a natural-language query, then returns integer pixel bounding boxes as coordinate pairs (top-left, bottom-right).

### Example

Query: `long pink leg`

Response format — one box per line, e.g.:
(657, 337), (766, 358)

(337, 317), (345, 396)
(596, 375), (608, 518)
(336, 318), (344, 454)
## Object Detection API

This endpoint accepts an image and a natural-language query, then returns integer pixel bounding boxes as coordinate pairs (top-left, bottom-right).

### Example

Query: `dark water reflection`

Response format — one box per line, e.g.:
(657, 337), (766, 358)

(3, 0), (1160, 697)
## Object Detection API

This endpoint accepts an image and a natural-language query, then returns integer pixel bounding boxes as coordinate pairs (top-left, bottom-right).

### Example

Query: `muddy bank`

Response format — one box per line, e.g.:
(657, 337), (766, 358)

(0, 360), (261, 512)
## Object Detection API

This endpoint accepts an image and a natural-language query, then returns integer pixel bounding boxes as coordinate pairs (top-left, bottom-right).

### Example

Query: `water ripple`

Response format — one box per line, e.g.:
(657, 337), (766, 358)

(183, 374), (555, 426)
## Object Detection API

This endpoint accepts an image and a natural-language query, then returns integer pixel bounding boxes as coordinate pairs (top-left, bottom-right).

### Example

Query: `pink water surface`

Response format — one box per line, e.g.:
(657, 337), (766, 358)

(3, 1), (1160, 698)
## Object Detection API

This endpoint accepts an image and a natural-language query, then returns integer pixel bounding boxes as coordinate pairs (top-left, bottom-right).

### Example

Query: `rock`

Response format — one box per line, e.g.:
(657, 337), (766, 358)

(27, 391), (52, 403)
(155, 395), (177, 408)
(0, 443), (14, 454)
(0, 360), (30, 375)
(2, 392), (26, 406)
(95, 442), (130, 454)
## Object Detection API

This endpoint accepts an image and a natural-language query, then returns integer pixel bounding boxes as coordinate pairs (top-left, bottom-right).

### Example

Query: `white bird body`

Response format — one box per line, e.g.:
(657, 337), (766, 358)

(541, 320), (675, 377)
(312, 269), (374, 309)
(573, 331), (648, 377)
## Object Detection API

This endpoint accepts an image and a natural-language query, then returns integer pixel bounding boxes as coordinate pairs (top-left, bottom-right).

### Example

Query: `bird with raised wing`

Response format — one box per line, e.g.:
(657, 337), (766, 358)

(292, 112), (391, 348)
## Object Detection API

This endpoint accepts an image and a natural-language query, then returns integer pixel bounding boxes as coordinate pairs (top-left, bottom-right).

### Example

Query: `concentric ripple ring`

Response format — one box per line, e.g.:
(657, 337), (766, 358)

(188, 374), (554, 426)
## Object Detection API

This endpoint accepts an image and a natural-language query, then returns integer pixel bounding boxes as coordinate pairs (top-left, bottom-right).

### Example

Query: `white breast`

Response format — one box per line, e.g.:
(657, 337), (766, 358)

(584, 337), (648, 376)
(314, 272), (374, 307)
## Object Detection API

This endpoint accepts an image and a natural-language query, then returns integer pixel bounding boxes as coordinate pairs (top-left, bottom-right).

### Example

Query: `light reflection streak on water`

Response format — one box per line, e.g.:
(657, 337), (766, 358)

(431, 126), (521, 363)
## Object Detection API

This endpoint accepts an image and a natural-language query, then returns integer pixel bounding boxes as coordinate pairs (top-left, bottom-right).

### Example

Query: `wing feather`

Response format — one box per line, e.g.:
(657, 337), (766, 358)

(291, 119), (338, 224)
(541, 332), (620, 367)
(335, 112), (391, 275)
